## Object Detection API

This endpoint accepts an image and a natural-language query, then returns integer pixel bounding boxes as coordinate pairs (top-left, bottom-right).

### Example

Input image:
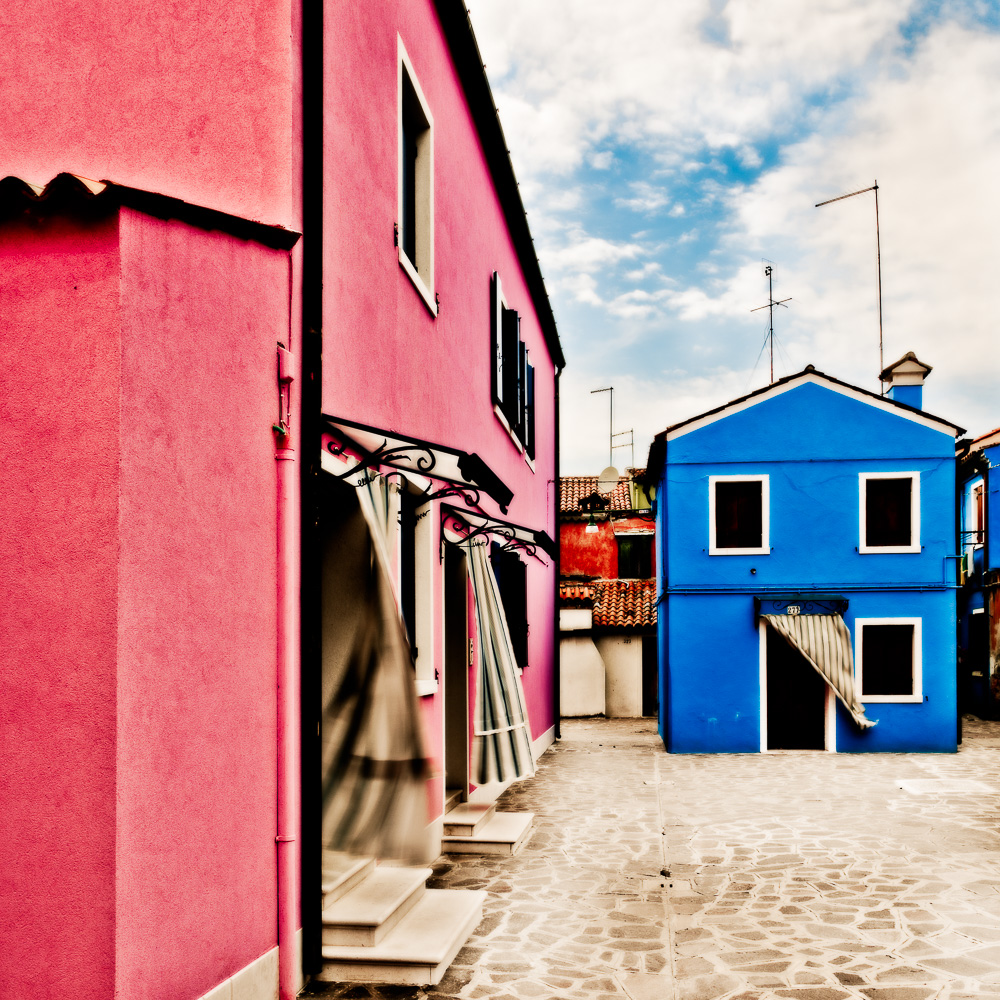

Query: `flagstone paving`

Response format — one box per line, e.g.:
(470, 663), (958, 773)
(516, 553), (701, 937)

(305, 716), (1000, 1000)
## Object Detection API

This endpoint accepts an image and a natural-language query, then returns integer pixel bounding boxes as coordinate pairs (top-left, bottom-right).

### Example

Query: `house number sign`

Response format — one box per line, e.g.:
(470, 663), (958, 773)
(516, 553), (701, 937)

(786, 605), (801, 615)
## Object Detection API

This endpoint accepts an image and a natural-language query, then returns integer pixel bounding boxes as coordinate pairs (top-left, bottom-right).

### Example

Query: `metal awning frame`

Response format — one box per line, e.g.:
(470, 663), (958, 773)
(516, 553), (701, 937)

(440, 503), (556, 565)
(321, 415), (513, 513)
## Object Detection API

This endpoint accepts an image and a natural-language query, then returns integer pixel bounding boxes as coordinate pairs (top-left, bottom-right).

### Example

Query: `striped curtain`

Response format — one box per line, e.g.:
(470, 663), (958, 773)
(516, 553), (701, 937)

(466, 540), (536, 784)
(321, 489), (430, 862)
(763, 613), (876, 730)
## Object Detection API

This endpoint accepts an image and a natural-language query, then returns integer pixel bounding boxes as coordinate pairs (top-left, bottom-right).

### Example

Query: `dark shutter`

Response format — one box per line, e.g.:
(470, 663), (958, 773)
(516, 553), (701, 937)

(491, 272), (503, 406)
(501, 307), (519, 426)
(516, 340), (527, 440)
(525, 362), (535, 459)
(491, 544), (529, 667)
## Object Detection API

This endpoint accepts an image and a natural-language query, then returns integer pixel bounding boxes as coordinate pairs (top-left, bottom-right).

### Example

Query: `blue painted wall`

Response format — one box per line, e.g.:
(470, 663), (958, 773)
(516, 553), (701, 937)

(656, 375), (958, 753)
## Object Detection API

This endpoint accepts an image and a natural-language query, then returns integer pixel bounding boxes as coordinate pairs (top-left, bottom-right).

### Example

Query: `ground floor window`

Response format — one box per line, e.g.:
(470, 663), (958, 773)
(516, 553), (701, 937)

(855, 618), (922, 702)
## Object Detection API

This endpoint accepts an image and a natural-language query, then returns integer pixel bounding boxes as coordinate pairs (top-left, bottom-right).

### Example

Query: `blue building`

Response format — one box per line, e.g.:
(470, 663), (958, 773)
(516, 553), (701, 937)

(956, 427), (1000, 719)
(646, 355), (964, 753)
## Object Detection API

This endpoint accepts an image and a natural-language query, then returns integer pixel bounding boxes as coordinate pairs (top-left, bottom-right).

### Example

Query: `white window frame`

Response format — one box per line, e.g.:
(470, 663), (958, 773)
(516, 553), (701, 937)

(397, 36), (436, 316)
(709, 474), (770, 556)
(858, 471), (920, 554)
(855, 617), (922, 703)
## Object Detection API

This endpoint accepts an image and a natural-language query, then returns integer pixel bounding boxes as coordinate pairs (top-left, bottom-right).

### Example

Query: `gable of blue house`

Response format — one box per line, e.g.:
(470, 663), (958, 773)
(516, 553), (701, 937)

(648, 366), (964, 754)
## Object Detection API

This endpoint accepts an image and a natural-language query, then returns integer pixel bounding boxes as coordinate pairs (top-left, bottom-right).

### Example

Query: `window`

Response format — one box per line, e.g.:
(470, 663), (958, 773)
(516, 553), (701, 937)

(491, 544), (528, 667)
(491, 271), (535, 458)
(859, 472), (920, 553)
(855, 618), (922, 702)
(709, 475), (769, 555)
(617, 535), (652, 578)
(398, 38), (435, 313)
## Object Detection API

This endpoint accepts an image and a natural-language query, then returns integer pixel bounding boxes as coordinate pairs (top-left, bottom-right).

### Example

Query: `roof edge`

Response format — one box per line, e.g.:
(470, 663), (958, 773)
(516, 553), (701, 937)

(434, 0), (564, 371)
(0, 172), (301, 251)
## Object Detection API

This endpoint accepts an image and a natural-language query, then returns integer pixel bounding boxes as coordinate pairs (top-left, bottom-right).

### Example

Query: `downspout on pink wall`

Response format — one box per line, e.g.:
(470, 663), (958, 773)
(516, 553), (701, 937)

(275, 347), (301, 1000)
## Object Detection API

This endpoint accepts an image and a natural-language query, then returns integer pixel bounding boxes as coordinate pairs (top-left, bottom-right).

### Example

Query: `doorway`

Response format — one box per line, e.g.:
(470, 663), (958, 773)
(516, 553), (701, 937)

(443, 545), (470, 799)
(641, 635), (658, 717)
(763, 624), (829, 750)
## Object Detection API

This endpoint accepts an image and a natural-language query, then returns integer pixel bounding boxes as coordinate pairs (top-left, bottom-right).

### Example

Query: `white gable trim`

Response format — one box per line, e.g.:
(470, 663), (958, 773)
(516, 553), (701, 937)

(666, 373), (959, 442)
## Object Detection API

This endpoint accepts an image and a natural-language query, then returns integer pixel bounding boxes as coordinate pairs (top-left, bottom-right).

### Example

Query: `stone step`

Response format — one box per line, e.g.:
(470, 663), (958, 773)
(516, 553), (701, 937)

(443, 787), (463, 814)
(443, 800), (496, 837)
(442, 811), (534, 856)
(321, 853), (375, 909)
(318, 888), (487, 986)
(322, 866), (431, 947)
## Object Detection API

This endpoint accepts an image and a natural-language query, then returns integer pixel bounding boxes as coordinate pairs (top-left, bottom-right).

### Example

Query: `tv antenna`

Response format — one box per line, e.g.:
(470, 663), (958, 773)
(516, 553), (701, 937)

(612, 429), (634, 470)
(591, 386), (614, 467)
(815, 181), (884, 393)
(750, 261), (791, 384)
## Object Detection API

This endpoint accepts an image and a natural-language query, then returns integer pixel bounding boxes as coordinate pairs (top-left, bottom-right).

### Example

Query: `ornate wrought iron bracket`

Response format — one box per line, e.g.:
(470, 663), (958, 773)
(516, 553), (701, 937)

(439, 505), (550, 565)
(324, 436), (436, 482)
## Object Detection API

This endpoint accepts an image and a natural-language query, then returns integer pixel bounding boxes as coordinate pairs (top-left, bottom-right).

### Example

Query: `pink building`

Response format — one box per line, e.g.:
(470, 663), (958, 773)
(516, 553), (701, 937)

(1, 3), (563, 999)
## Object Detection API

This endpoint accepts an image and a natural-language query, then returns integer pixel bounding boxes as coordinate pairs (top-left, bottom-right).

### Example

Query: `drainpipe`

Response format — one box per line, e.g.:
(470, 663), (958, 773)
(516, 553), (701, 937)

(299, 0), (325, 979)
(553, 367), (562, 740)
(275, 352), (300, 1000)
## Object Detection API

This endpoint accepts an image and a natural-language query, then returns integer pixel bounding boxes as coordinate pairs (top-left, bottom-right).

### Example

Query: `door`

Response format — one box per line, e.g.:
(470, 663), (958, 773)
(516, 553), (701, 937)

(765, 626), (827, 750)
(444, 545), (470, 797)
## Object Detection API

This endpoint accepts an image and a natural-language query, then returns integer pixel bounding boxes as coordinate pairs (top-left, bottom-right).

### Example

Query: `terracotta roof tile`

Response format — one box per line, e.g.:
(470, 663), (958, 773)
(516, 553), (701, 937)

(560, 579), (657, 627)
(560, 476), (632, 513)
(559, 581), (596, 608)
(592, 579), (657, 629)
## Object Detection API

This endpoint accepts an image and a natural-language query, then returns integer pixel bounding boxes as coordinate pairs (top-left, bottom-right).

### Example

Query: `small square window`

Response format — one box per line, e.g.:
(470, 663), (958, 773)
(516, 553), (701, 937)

(855, 618), (922, 702)
(859, 473), (920, 553)
(709, 475), (769, 555)
(617, 535), (652, 578)
(398, 38), (435, 314)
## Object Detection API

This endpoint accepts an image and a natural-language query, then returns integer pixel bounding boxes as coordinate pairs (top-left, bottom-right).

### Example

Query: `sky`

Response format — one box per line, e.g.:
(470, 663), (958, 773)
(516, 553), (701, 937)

(465, 0), (1000, 476)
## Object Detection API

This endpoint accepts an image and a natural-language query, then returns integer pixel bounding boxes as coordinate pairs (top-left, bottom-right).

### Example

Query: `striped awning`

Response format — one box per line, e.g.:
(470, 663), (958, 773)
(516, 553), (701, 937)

(762, 613), (876, 730)
(466, 540), (536, 785)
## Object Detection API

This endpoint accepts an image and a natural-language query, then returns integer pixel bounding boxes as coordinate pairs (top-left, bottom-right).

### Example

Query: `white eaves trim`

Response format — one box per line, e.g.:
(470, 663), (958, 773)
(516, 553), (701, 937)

(666, 372), (960, 442)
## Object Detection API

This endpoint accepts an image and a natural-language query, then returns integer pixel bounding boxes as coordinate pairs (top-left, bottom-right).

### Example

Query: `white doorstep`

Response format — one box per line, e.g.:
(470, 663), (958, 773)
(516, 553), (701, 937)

(318, 888), (486, 986)
(442, 811), (534, 855)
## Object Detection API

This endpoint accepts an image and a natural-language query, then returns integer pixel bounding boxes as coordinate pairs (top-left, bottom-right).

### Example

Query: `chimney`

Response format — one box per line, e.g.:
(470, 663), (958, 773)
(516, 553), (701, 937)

(880, 352), (932, 410)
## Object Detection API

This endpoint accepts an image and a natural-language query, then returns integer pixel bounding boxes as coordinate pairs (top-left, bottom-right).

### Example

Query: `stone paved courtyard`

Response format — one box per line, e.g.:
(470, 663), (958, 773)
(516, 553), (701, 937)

(306, 716), (1000, 1000)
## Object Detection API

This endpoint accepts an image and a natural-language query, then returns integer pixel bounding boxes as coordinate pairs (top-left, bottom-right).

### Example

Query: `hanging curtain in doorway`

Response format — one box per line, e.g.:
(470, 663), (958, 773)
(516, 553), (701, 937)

(762, 613), (876, 729)
(466, 540), (535, 784)
(321, 486), (429, 862)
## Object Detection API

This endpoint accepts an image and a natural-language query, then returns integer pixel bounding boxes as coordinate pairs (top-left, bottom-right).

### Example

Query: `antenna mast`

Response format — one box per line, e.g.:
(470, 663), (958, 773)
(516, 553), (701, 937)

(750, 262), (791, 384)
(816, 181), (884, 392)
(591, 386), (614, 467)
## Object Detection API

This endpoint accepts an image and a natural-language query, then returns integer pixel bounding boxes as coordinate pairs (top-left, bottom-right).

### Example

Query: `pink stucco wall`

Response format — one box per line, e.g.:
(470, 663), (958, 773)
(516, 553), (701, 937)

(0, 211), (121, 999)
(0, 206), (290, 1000)
(324, 0), (558, 773)
(1, 0), (297, 225)
(114, 211), (287, 998)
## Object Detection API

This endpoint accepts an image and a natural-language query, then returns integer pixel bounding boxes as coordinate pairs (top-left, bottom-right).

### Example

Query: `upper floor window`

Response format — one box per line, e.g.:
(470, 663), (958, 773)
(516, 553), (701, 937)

(617, 534), (652, 578)
(859, 472), (920, 553)
(709, 475), (769, 555)
(491, 271), (535, 460)
(398, 38), (435, 314)
(855, 618), (922, 702)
